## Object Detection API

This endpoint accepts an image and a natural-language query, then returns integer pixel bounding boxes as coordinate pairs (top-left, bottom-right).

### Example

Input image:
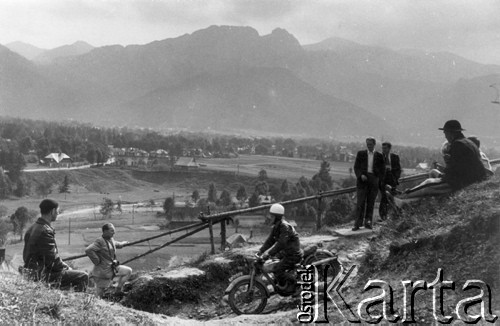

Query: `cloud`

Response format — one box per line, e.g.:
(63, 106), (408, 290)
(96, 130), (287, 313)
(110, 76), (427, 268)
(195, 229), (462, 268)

(224, 0), (296, 22)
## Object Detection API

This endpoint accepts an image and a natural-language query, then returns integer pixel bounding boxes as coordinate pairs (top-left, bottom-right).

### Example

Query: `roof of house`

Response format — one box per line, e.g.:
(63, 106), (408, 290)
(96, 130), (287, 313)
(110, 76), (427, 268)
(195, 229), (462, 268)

(174, 157), (199, 167)
(258, 195), (272, 204)
(44, 153), (71, 163)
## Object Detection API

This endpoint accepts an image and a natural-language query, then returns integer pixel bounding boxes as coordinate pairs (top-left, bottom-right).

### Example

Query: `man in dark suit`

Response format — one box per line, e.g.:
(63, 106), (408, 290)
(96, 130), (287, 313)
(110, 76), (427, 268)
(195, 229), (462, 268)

(378, 142), (401, 220)
(352, 137), (385, 231)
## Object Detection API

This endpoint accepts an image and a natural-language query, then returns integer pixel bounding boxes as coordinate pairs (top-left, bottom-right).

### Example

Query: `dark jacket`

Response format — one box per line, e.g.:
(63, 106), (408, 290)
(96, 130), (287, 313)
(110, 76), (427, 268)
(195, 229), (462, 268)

(383, 153), (402, 185)
(442, 134), (486, 189)
(23, 218), (67, 274)
(354, 150), (386, 181)
(259, 219), (302, 259)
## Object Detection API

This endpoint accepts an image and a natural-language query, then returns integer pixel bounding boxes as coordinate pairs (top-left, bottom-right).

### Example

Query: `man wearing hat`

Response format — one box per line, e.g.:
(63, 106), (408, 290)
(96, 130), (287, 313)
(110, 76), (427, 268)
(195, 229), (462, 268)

(438, 120), (486, 189)
(390, 120), (486, 204)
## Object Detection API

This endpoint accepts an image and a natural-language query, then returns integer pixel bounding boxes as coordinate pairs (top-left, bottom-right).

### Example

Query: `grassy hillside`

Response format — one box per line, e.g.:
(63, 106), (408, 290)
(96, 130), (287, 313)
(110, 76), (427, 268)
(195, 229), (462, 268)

(24, 167), (273, 198)
(0, 267), (161, 325)
(330, 176), (500, 323)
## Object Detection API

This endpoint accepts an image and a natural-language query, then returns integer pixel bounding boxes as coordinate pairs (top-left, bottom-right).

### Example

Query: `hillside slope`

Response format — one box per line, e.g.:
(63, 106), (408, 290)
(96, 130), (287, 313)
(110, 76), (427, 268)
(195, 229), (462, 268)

(332, 176), (500, 323)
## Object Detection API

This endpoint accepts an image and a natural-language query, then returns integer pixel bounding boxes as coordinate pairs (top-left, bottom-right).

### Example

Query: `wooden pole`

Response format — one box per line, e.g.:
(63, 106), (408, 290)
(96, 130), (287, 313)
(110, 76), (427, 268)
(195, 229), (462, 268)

(316, 196), (323, 231)
(220, 218), (226, 252)
(68, 217), (71, 245)
(208, 220), (215, 254)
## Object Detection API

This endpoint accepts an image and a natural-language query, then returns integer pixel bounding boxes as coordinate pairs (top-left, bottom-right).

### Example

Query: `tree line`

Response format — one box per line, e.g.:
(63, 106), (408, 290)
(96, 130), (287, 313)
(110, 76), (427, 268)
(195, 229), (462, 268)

(2, 116), (494, 199)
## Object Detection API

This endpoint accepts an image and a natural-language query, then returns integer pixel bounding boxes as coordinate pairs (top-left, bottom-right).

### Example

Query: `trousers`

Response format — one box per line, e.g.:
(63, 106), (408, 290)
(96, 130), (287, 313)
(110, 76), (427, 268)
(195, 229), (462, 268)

(355, 174), (379, 227)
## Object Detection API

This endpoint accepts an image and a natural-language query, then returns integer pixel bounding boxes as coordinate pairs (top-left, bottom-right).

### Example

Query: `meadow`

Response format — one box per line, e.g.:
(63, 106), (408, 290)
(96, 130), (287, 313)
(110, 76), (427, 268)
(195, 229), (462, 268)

(197, 154), (353, 180)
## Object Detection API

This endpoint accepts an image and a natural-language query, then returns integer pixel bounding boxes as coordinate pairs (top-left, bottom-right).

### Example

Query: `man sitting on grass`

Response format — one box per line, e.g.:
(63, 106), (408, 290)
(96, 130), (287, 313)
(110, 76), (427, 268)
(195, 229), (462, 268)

(388, 120), (486, 208)
(23, 199), (88, 291)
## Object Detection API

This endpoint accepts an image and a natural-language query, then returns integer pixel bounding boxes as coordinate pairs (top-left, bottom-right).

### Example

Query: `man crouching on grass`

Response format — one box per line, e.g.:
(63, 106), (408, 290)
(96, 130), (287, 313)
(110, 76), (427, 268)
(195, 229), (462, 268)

(23, 199), (89, 291)
(85, 223), (132, 297)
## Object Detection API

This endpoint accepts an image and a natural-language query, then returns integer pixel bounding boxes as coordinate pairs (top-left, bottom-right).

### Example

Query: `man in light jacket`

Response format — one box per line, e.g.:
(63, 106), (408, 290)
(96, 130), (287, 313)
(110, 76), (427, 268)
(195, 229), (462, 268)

(86, 223), (132, 297)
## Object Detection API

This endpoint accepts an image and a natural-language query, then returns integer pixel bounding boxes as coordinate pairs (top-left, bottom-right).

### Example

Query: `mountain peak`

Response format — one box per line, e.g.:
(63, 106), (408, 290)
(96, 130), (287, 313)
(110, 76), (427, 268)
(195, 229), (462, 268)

(191, 25), (260, 40)
(71, 40), (94, 48)
(267, 28), (301, 47)
(34, 41), (95, 64)
(4, 41), (46, 60)
(304, 37), (367, 53)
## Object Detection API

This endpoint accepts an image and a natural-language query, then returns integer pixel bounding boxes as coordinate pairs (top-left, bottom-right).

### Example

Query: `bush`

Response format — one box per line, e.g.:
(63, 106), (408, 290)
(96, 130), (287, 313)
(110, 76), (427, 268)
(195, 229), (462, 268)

(126, 277), (203, 312)
(99, 197), (114, 219)
(324, 195), (354, 226)
(0, 217), (12, 246)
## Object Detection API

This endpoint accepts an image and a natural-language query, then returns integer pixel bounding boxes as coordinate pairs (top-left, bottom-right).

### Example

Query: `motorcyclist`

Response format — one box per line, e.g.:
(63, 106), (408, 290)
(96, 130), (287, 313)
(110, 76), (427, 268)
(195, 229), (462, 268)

(257, 203), (303, 292)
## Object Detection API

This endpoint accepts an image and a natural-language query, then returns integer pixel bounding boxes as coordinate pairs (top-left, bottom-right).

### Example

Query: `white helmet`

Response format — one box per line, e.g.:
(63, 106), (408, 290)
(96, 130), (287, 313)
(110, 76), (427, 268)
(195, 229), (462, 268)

(269, 203), (285, 216)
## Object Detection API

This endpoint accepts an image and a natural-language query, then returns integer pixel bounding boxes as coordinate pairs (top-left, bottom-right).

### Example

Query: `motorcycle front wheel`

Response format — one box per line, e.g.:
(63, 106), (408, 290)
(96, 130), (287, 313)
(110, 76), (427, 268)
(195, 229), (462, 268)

(228, 279), (268, 315)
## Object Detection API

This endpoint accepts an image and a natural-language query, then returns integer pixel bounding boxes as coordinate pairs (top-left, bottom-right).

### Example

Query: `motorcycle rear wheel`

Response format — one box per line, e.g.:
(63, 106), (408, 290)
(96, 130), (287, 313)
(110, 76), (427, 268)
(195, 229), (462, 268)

(228, 279), (268, 315)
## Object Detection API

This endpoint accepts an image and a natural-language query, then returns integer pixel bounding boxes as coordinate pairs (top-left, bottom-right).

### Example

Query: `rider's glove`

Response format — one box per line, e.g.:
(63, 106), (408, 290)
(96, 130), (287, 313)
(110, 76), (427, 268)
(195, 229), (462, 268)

(261, 253), (270, 261)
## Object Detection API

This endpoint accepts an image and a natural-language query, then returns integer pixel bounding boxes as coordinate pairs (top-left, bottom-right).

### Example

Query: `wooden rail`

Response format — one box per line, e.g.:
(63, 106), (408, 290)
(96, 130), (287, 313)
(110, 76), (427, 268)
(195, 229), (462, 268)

(490, 158), (500, 165)
(63, 221), (206, 261)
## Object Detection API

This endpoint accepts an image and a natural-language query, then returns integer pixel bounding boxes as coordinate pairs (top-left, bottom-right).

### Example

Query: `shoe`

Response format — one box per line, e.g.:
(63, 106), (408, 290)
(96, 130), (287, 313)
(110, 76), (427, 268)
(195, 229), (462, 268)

(364, 224), (372, 229)
(352, 226), (360, 231)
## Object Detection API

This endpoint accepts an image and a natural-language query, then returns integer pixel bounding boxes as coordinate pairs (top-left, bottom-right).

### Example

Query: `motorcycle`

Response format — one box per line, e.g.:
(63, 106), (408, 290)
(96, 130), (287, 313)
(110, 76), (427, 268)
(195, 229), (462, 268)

(225, 244), (341, 315)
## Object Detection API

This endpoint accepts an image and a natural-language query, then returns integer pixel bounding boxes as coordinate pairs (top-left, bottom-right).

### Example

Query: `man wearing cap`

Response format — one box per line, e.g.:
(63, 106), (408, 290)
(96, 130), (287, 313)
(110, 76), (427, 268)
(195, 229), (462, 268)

(390, 120), (486, 204)
(23, 199), (89, 291)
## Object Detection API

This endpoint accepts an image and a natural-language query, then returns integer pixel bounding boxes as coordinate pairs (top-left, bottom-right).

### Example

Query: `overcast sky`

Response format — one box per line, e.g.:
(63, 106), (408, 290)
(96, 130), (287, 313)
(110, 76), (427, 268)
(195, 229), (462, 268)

(1, 0), (500, 64)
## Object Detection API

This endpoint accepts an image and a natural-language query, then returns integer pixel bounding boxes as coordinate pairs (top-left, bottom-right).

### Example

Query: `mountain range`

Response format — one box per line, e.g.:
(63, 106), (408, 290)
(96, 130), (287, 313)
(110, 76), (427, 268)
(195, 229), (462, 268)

(2, 25), (500, 146)
(5, 41), (94, 63)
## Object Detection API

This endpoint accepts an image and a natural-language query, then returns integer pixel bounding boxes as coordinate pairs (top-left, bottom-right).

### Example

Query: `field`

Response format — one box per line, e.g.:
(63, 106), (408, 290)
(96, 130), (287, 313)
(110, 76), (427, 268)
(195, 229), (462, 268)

(197, 154), (353, 180)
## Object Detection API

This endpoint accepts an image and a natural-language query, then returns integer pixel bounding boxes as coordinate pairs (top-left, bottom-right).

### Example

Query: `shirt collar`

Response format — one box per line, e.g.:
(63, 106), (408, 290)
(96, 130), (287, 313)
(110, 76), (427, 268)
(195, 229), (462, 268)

(36, 217), (54, 230)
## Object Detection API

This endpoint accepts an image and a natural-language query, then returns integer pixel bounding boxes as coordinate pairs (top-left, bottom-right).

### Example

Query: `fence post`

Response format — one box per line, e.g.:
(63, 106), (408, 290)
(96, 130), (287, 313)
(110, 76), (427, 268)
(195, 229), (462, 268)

(316, 196), (323, 231)
(220, 218), (227, 252)
(208, 220), (215, 254)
